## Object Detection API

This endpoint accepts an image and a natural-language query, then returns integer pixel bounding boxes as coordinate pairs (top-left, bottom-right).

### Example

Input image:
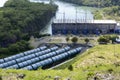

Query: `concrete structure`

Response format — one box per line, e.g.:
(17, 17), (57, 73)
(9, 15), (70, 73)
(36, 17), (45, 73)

(52, 20), (117, 35)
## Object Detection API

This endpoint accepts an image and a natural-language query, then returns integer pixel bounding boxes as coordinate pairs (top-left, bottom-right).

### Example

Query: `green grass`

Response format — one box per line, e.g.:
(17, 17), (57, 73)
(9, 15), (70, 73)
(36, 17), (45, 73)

(0, 44), (120, 80)
(74, 44), (120, 68)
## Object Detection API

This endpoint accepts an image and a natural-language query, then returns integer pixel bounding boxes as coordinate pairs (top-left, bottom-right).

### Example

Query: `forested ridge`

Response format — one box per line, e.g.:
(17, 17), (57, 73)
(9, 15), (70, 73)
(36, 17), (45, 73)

(0, 0), (57, 58)
(61, 0), (120, 7)
(94, 6), (120, 20)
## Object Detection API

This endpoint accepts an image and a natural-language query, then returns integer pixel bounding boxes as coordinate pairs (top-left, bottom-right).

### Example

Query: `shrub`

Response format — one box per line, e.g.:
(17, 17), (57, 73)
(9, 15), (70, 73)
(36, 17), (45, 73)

(71, 37), (78, 43)
(109, 34), (119, 43)
(98, 35), (119, 44)
(0, 75), (2, 80)
(97, 56), (105, 59)
(98, 35), (109, 44)
(107, 68), (113, 73)
(68, 65), (73, 71)
(87, 72), (94, 79)
(87, 72), (94, 77)
(84, 38), (89, 44)
(93, 76), (100, 80)
(66, 37), (70, 42)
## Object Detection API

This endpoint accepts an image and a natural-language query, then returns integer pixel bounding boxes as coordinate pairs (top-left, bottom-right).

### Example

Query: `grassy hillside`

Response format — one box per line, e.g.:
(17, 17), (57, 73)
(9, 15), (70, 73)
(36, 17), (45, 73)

(0, 44), (120, 80)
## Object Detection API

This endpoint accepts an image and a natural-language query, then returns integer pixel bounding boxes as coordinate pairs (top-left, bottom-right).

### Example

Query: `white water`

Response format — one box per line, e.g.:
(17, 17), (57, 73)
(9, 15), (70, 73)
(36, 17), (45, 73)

(0, 0), (8, 7)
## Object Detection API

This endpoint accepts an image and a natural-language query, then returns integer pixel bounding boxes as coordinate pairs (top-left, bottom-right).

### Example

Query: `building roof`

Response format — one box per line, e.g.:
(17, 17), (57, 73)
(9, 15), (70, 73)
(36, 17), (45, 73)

(53, 19), (117, 24)
(93, 20), (116, 24)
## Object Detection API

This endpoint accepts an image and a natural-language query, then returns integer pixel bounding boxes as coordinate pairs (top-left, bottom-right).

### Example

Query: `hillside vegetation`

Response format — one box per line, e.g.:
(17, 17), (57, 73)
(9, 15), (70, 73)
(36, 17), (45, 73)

(94, 6), (120, 20)
(61, 0), (120, 7)
(0, 44), (120, 80)
(61, 0), (120, 20)
(0, 0), (57, 58)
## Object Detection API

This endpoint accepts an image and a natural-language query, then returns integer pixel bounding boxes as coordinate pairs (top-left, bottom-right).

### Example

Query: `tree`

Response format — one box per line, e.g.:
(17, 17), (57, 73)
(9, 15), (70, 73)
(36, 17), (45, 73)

(84, 38), (89, 44)
(8, 43), (20, 54)
(68, 65), (73, 71)
(110, 35), (119, 43)
(0, 75), (2, 80)
(71, 37), (78, 44)
(97, 36), (109, 44)
(0, 48), (9, 55)
(66, 37), (70, 42)
(0, 0), (57, 58)
(61, 0), (120, 7)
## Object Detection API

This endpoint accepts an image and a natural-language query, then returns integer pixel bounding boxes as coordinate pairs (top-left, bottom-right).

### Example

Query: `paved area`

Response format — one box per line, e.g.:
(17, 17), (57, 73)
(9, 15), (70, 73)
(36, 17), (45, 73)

(29, 35), (98, 48)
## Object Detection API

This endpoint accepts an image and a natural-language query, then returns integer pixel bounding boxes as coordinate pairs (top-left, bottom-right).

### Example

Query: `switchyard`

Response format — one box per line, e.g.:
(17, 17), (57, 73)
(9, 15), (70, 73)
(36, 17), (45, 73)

(0, 44), (85, 70)
(52, 19), (117, 35)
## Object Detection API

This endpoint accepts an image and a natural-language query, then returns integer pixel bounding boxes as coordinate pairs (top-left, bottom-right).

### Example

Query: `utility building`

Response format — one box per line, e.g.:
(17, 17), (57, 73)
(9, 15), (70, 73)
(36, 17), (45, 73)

(52, 20), (117, 35)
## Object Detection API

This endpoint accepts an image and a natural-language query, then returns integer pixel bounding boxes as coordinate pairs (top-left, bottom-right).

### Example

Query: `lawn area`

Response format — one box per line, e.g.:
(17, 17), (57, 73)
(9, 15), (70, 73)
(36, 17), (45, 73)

(74, 44), (120, 68)
(0, 44), (120, 80)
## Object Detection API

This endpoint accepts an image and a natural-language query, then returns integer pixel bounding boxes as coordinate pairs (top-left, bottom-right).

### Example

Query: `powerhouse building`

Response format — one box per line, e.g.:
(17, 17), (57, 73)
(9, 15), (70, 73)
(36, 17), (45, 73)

(52, 20), (117, 35)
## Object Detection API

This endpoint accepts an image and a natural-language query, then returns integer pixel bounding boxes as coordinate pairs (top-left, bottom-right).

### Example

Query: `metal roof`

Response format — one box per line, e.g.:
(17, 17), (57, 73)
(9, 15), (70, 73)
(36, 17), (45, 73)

(93, 20), (116, 24)
(53, 19), (117, 24)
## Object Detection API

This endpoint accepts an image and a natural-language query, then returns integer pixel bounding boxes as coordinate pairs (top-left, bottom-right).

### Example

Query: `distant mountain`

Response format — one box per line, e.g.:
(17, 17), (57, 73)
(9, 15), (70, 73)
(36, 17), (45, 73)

(61, 0), (120, 7)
